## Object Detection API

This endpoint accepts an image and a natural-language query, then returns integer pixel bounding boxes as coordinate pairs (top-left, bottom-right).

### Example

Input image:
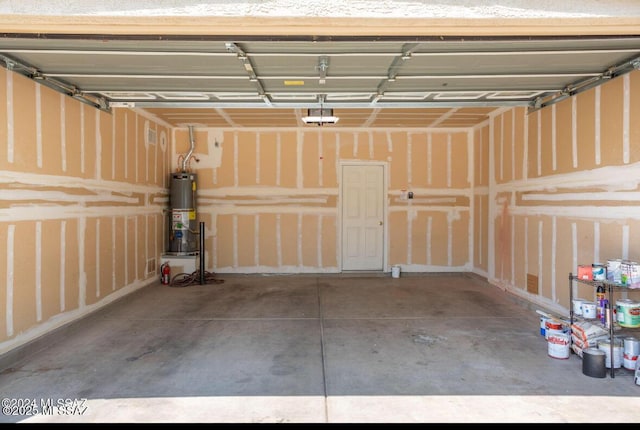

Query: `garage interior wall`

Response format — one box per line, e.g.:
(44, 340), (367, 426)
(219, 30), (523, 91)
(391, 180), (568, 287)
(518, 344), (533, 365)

(0, 68), (172, 354)
(479, 70), (640, 316)
(1, 66), (640, 355)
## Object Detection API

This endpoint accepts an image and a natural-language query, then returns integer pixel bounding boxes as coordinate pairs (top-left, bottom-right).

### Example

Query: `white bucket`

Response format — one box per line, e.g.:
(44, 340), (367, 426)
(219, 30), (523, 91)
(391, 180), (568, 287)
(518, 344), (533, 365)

(572, 298), (587, 316)
(598, 338), (623, 369)
(582, 301), (597, 319)
(623, 337), (640, 370)
(539, 316), (549, 337)
(548, 332), (570, 359)
(391, 265), (400, 278)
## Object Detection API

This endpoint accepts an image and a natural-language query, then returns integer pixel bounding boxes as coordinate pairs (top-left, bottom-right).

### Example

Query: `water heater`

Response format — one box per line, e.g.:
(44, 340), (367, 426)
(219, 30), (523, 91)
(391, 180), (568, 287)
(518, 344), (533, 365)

(168, 172), (198, 255)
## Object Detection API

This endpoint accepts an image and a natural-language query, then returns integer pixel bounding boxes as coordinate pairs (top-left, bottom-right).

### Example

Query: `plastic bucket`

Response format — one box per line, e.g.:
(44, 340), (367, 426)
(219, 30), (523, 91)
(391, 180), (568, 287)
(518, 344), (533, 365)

(598, 338), (623, 369)
(623, 337), (640, 370)
(391, 265), (400, 278)
(582, 301), (597, 319)
(616, 299), (640, 328)
(548, 332), (570, 359)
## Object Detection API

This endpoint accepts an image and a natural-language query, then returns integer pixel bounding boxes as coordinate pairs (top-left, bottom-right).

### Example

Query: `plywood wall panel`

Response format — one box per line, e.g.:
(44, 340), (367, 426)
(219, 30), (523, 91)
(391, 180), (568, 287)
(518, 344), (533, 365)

(627, 219), (640, 262)
(12, 222), (37, 334)
(126, 217), (136, 286)
(411, 211), (428, 265)
(452, 211), (469, 266)
(280, 213), (299, 266)
(259, 132), (278, 187)
(388, 133), (408, 190)
(99, 216), (114, 294)
(600, 78), (624, 166)
(280, 133), (298, 189)
(513, 215), (526, 291)
(555, 217), (574, 309)
(539, 107), (554, 176)
(495, 200), (513, 283)
(40, 86), (63, 176)
(113, 216), (125, 291)
(555, 99), (574, 174)
(321, 132), (338, 188)
(575, 219), (595, 267)
(64, 98), (83, 178)
(84, 218), (98, 305)
(137, 116), (147, 184)
(12, 75), (37, 172)
(63, 218), (79, 311)
(410, 133), (428, 189)
(136, 214), (146, 281)
(0, 68), (7, 171)
(539, 215), (554, 303)
(112, 109), (127, 182)
(513, 107), (526, 181)
(237, 131), (258, 186)
(474, 126), (489, 187)
(629, 73), (640, 164)
(473, 195), (488, 272)
(575, 90), (597, 170)
(430, 212), (449, 266)
(125, 110), (137, 182)
(527, 110), (539, 178)
(321, 215), (337, 268)
(501, 112), (514, 183)
(301, 214), (318, 268)
(39, 220), (61, 320)
(0, 224), (7, 338)
(388, 211), (407, 264)
(237, 214), (255, 267)
(451, 132), (469, 188)
(100, 110), (113, 181)
(82, 105), (97, 180)
(526, 216), (539, 294)
(215, 214), (234, 268)
(429, 134), (448, 189)
(258, 213), (278, 267)
(598, 221), (624, 262)
(302, 132), (320, 188)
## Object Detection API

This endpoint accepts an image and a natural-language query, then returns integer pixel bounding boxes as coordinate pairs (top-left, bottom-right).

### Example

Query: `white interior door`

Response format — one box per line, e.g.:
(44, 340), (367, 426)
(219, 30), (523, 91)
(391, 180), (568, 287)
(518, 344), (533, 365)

(341, 164), (385, 271)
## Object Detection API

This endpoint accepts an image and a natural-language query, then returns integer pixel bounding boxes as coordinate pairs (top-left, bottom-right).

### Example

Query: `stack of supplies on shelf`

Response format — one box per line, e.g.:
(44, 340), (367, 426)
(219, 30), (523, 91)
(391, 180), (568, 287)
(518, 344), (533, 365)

(571, 320), (609, 357)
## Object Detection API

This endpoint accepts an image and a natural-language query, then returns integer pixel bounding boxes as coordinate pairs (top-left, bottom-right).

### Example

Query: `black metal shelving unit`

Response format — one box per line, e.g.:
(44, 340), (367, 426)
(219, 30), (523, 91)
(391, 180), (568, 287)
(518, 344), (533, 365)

(569, 272), (640, 378)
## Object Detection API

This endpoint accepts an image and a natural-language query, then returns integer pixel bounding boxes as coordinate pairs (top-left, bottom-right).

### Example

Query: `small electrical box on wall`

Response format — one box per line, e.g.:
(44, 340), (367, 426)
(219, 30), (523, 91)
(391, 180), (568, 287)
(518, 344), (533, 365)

(407, 191), (414, 199)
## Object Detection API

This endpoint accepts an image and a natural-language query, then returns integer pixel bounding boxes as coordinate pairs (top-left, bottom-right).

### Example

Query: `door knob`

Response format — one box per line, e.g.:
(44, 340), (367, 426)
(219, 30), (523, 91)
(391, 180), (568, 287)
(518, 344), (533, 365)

(379, 221), (383, 226)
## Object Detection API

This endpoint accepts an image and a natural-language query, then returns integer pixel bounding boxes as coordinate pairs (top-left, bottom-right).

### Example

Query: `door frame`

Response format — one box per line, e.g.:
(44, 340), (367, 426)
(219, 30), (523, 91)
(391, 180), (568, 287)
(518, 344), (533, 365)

(338, 161), (389, 272)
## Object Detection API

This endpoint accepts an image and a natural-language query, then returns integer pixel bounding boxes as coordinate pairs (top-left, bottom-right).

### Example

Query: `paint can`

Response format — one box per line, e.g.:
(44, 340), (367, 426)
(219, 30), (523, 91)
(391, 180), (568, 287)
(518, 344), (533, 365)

(548, 332), (570, 359)
(544, 319), (564, 340)
(391, 265), (400, 278)
(581, 301), (597, 319)
(572, 298), (587, 316)
(598, 338), (623, 369)
(635, 356), (640, 386)
(582, 347), (606, 378)
(539, 316), (550, 337)
(592, 263), (607, 281)
(623, 337), (640, 370)
(616, 299), (640, 328)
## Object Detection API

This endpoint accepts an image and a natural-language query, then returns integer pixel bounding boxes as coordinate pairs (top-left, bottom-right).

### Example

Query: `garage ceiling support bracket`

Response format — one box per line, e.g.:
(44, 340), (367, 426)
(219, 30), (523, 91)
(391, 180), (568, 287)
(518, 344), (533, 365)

(0, 53), (110, 112)
(530, 54), (640, 113)
(225, 41), (272, 107)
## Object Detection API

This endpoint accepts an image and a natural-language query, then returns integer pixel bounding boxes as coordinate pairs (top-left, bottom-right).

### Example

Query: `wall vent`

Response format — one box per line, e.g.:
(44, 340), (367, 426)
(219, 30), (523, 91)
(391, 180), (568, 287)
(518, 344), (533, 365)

(526, 273), (539, 294)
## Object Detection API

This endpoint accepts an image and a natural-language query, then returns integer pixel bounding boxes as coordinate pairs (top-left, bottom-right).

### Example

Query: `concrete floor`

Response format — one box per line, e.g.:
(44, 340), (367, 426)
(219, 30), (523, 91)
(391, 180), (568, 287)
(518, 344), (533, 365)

(1, 273), (638, 423)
